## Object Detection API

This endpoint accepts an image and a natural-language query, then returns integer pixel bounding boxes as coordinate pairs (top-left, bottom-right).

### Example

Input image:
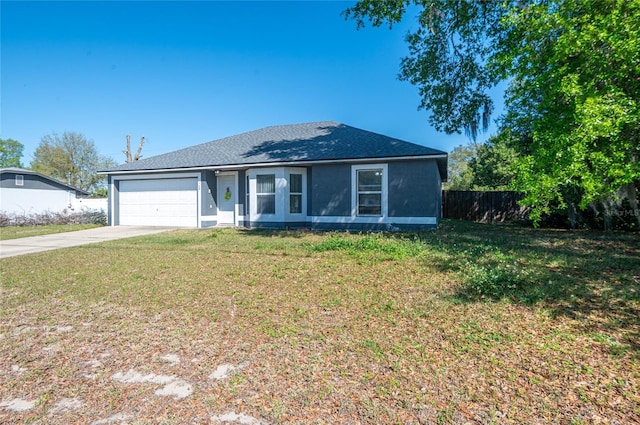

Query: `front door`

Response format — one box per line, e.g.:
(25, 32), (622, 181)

(217, 174), (236, 225)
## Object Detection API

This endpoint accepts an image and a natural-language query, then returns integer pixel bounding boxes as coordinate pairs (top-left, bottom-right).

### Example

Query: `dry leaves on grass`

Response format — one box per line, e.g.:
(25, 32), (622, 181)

(1, 225), (639, 424)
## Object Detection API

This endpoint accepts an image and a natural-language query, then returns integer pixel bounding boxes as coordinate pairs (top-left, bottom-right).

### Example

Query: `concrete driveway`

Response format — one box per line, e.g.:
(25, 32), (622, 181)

(0, 226), (177, 259)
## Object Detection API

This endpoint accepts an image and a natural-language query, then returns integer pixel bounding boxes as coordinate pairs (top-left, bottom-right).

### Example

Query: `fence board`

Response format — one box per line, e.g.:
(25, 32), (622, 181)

(442, 190), (529, 223)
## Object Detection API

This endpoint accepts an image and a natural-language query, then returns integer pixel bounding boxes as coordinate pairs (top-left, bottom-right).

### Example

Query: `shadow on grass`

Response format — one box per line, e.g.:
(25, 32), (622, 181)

(102, 223), (640, 353)
(420, 220), (640, 354)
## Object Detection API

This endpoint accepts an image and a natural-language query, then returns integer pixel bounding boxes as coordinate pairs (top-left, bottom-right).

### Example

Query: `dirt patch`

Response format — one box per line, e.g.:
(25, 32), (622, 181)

(209, 362), (247, 380)
(0, 398), (36, 412)
(50, 397), (84, 414)
(211, 411), (269, 425)
(111, 369), (193, 399)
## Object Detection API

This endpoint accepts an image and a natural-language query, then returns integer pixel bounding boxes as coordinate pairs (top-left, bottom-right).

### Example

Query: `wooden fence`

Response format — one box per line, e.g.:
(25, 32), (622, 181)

(442, 190), (529, 223)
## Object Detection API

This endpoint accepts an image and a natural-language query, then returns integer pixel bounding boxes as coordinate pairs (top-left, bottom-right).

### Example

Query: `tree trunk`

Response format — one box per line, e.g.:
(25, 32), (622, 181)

(624, 182), (640, 229)
(601, 194), (624, 232)
(124, 135), (133, 163)
(567, 201), (579, 229)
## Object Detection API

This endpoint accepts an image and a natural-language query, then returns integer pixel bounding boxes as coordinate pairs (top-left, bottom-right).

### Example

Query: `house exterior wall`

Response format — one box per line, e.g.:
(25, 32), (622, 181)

(202, 171), (217, 217)
(388, 160), (442, 218)
(310, 164), (352, 217)
(106, 158), (443, 230)
(0, 171), (84, 215)
(309, 159), (441, 231)
(237, 170), (246, 218)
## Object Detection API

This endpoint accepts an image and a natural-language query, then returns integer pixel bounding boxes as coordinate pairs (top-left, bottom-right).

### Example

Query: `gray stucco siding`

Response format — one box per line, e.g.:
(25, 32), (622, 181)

(311, 222), (437, 231)
(108, 175), (115, 225)
(237, 170), (246, 217)
(388, 160), (441, 218)
(248, 221), (310, 230)
(310, 164), (351, 217)
(202, 171), (217, 216)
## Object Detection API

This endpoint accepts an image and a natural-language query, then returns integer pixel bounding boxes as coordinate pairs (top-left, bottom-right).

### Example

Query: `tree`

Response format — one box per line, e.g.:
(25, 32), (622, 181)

(31, 132), (116, 194)
(0, 138), (24, 168)
(345, 0), (640, 228)
(470, 130), (520, 191)
(445, 133), (520, 191)
(123, 135), (145, 163)
(445, 143), (477, 190)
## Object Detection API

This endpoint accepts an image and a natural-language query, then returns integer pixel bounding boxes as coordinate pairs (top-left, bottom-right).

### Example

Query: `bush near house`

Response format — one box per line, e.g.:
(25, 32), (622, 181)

(0, 209), (106, 227)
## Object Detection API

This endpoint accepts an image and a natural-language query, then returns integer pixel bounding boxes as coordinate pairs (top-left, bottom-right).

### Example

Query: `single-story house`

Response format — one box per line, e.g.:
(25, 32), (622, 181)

(0, 168), (90, 215)
(100, 121), (447, 231)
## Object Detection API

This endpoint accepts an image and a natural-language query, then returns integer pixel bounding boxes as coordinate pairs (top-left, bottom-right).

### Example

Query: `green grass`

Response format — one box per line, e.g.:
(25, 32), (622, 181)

(0, 223), (103, 240)
(1, 221), (639, 424)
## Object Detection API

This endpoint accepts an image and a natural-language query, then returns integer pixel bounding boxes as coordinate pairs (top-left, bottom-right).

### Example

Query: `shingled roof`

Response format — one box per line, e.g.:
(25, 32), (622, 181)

(103, 121), (447, 178)
(1, 167), (90, 196)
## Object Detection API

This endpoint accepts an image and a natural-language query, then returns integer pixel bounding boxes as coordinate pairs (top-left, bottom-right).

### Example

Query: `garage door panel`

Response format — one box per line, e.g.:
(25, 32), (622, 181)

(119, 178), (197, 227)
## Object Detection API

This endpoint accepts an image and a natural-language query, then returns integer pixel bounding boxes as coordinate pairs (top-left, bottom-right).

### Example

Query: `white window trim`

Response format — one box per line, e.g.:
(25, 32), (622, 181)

(15, 175), (24, 186)
(285, 169), (307, 221)
(255, 173), (277, 216)
(247, 167), (307, 223)
(351, 164), (388, 218)
(289, 173), (303, 215)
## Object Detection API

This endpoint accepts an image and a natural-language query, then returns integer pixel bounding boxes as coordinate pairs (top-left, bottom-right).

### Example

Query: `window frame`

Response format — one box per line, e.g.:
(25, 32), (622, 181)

(351, 164), (388, 218)
(15, 175), (24, 186)
(247, 167), (307, 223)
(255, 173), (276, 215)
(289, 173), (303, 214)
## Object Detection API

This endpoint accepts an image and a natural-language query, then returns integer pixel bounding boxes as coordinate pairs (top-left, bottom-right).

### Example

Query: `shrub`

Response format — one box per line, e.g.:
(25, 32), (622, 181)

(0, 209), (107, 227)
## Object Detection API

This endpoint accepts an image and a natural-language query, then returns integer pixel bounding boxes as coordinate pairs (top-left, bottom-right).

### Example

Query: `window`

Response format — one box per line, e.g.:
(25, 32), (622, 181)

(15, 175), (24, 186)
(357, 169), (382, 216)
(256, 174), (275, 214)
(289, 174), (302, 214)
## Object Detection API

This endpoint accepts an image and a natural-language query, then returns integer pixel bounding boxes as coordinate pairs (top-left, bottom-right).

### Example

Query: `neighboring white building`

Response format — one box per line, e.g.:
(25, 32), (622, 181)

(0, 168), (97, 215)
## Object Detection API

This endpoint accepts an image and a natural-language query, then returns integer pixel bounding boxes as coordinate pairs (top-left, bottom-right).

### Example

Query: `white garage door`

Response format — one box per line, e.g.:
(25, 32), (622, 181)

(119, 178), (198, 227)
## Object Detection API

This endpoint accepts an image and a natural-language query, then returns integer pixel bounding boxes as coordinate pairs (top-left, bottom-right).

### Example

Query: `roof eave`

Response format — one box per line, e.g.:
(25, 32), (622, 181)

(99, 154), (448, 176)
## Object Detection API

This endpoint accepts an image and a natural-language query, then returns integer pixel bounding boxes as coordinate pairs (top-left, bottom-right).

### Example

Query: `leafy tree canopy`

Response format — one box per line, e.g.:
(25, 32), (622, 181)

(445, 143), (477, 190)
(445, 131), (519, 191)
(0, 138), (24, 168)
(345, 0), (640, 224)
(31, 132), (116, 194)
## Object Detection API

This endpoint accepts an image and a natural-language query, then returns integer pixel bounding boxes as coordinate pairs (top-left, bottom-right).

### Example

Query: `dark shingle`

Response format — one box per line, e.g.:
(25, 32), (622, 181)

(103, 121), (446, 174)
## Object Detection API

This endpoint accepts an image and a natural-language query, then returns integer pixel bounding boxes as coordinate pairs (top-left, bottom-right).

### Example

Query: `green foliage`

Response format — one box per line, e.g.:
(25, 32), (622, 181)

(470, 131), (520, 190)
(346, 0), (640, 226)
(445, 144), (477, 190)
(446, 130), (520, 191)
(462, 251), (530, 299)
(30, 132), (116, 192)
(90, 187), (108, 198)
(0, 138), (24, 168)
(345, 0), (501, 141)
(498, 0), (640, 224)
(307, 232), (424, 261)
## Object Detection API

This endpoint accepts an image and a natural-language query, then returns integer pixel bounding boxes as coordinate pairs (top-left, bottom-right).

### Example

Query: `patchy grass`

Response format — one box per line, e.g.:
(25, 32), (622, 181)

(1, 222), (639, 424)
(0, 223), (103, 240)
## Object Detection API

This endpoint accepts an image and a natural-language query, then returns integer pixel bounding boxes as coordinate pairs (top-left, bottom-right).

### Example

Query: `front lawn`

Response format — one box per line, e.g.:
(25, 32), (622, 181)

(0, 223), (103, 240)
(1, 222), (638, 424)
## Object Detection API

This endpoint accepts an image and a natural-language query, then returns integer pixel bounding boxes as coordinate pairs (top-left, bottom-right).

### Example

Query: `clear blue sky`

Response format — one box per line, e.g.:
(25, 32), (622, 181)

(1, 1), (501, 165)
